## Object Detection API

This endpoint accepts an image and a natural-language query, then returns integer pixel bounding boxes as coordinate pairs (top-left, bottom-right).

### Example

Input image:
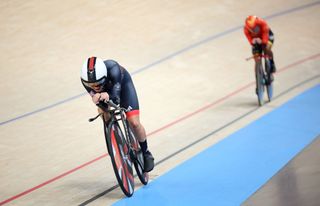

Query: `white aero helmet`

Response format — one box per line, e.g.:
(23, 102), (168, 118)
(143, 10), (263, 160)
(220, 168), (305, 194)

(80, 57), (107, 90)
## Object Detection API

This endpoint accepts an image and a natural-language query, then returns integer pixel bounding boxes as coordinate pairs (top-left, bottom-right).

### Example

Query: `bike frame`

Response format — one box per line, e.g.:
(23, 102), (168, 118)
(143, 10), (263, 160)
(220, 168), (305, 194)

(246, 53), (273, 106)
(258, 54), (273, 102)
(255, 54), (266, 106)
(88, 100), (148, 197)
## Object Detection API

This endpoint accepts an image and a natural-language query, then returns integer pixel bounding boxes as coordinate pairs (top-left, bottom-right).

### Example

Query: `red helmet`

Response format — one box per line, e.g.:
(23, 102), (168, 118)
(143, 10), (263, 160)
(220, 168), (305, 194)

(245, 15), (258, 32)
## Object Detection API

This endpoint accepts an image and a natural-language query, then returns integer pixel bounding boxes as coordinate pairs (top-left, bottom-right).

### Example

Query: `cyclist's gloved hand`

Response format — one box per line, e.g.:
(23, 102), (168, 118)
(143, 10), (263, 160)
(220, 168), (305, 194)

(100, 92), (110, 102)
(92, 93), (101, 104)
(92, 92), (110, 104)
(252, 43), (262, 54)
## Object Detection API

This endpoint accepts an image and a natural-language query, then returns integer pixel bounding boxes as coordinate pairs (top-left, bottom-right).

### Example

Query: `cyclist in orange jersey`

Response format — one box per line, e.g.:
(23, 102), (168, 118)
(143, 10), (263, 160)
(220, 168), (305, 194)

(244, 15), (277, 74)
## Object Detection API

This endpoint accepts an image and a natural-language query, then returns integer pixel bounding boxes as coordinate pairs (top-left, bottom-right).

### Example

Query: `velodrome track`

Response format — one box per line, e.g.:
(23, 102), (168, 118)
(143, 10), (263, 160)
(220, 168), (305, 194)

(0, 1), (319, 205)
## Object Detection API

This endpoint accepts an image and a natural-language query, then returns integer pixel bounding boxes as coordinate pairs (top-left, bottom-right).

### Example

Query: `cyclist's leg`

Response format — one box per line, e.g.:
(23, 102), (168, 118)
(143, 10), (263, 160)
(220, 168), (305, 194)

(127, 114), (146, 142)
(252, 45), (262, 94)
(119, 70), (144, 141)
(120, 70), (154, 172)
(127, 113), (154, 172)
(265, 29), (276, 73)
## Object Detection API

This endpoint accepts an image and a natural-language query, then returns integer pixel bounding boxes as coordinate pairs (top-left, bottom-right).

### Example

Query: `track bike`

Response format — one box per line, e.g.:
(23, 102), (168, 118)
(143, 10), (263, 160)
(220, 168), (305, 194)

(89, 100), (149, 197)
(247, 49), (274, 106)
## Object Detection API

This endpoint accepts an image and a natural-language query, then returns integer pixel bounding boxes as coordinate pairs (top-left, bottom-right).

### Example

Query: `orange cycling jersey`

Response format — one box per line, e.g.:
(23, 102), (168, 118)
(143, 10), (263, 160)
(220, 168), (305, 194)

(244, 17), (270, 45)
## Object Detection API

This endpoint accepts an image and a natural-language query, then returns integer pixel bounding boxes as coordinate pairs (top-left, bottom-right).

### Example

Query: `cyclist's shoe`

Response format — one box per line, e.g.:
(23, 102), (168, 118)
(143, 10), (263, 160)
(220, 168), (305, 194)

(143, 151), (154, 172)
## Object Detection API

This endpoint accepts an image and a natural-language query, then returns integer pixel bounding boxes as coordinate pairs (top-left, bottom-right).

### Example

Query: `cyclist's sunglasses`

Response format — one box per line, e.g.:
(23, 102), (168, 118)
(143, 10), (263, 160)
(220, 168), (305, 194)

(82, 77), (106, 89)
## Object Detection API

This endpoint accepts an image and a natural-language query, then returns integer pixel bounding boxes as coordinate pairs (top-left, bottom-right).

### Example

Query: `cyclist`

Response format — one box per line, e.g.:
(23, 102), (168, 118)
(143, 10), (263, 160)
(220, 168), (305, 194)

(80, 57), (154, 172)
(244, 15), (276, 90)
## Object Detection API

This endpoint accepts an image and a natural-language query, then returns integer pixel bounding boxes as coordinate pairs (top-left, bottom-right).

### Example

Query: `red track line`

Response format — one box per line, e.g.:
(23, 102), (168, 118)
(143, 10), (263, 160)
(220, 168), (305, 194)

(277, 53), (320, 73)
(149, 53), (320, 136)
(0, 154), (107, 206)
(147, 82), (254, 137)
(1, 53), (319, 206)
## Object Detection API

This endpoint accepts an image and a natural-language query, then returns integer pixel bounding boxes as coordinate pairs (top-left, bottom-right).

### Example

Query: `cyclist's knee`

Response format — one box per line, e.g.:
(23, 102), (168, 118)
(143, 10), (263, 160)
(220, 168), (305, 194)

(128, 117), (141, 130)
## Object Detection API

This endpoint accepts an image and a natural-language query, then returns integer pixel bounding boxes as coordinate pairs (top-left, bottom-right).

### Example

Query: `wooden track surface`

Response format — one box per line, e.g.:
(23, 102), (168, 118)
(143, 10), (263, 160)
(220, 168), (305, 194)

(0, 0), (319, 205)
